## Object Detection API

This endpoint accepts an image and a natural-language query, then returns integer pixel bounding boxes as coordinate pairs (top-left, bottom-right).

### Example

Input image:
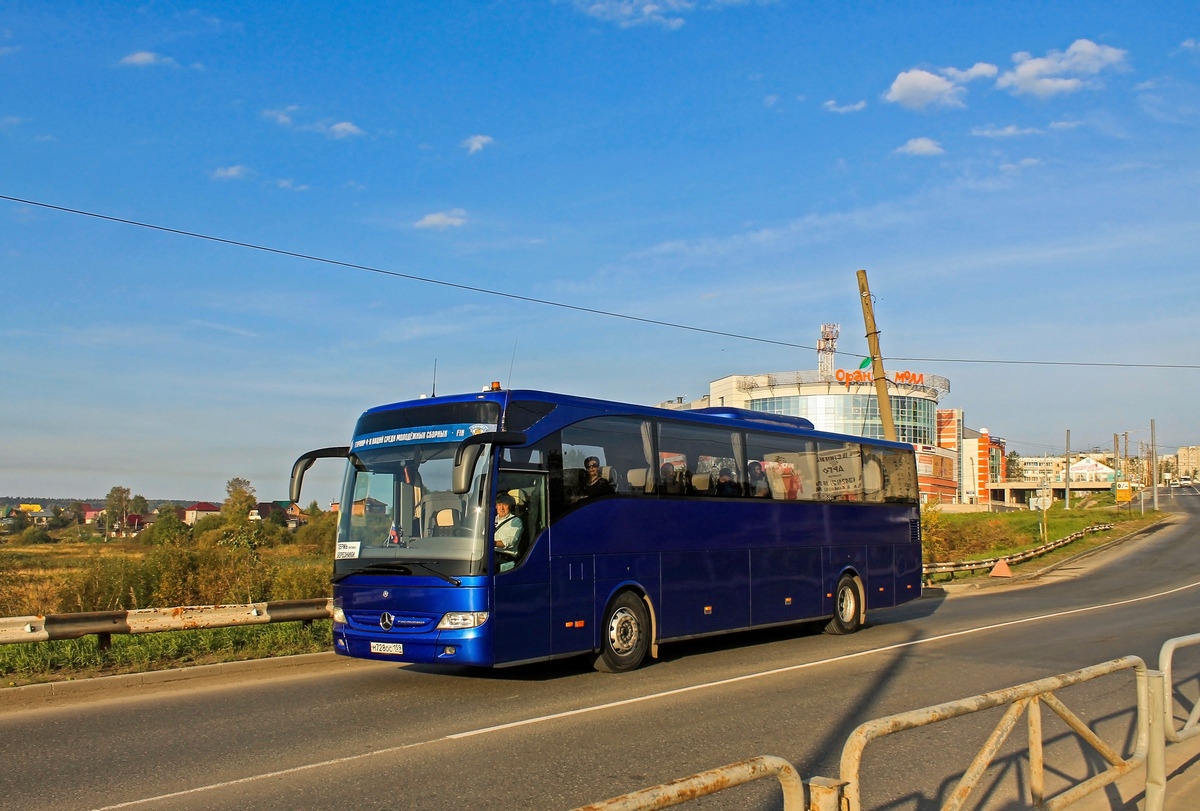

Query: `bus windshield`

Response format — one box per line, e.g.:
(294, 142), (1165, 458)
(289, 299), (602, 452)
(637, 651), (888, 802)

(333, 442), (491, 579)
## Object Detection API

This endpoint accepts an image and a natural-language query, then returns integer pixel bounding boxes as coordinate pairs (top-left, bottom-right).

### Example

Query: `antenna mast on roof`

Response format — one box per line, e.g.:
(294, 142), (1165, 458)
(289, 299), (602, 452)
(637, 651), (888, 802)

(818, 323), (839, 379)
(431, 359), (437, 398)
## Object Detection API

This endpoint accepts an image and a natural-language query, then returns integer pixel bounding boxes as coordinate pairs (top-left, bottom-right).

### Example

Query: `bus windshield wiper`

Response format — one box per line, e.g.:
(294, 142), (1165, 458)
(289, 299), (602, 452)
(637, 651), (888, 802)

(408, 561), (462, 587)
(330, 560), (461, 586)
(330, 562), (414, 583)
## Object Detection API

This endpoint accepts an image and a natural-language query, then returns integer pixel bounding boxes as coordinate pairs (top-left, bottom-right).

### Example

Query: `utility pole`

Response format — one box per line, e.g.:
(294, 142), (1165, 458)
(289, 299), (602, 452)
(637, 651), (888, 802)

(1064, 430), (1071, 510)
(1123, 432), (1129, 481)
(855, 269), (897, 442)
(1152, 419), (1159, 510)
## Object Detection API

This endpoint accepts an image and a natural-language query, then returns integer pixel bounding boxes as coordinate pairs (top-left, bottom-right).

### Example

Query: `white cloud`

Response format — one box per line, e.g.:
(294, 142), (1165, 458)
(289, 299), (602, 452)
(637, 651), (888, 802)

(885, 70), (964, 109)
(0, 115), (24, 130)
(575, 0), (694, 30)
(263, 106), (299, 126)
(1001, 157), (1042, 172)
(462, 135), (494, 154)
(119, 51), (178, 68)
(264, 108), (365, 138)
(210, 165), (250, 180)
(763, 94), (779, 107)
(324, 121), (365, 139)
(823, 99), (867, 114)
(1182, 39), (1198, 50)
(894, 137), (944, 156)
(274, 179), (309, 192)
(940, 62), (999, 83)
(0, 46), (20, 57)
(885, 62), (997, 110)
(996, 39), (1127, 98)
(1049, 120), (1083, 129)
(971, 124), (1042, 137)
(414, 209), (468, 229)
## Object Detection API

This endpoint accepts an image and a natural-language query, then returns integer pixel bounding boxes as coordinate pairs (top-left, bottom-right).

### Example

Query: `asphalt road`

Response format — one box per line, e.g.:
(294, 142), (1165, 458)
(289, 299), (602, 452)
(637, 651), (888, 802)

(3, 495), (1199, 811)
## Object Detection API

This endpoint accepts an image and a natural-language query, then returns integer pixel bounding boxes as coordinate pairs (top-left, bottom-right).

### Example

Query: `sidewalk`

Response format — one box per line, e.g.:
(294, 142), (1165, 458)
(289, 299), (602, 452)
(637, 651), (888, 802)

(1076, 731), (1200, 810)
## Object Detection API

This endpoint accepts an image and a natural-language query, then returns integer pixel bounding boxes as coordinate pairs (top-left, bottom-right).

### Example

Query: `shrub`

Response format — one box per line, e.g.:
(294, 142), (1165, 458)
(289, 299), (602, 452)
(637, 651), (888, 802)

(18, 526), (53, 545)
(294, 511), (337, 555)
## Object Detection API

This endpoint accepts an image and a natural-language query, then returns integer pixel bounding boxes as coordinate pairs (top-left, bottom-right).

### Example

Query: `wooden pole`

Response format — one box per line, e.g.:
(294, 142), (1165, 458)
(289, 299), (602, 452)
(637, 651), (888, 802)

(856, 270), (897, 442)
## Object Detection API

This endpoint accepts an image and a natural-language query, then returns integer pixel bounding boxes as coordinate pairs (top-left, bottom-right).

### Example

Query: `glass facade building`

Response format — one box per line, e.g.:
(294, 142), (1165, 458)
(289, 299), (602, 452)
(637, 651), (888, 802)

(750, 394), (937, 446)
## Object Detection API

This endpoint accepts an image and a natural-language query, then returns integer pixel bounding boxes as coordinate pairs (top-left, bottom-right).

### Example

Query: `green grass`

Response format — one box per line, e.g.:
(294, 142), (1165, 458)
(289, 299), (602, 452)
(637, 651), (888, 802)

(925, 500), (1162, 583)
(0, 620), (333, 687)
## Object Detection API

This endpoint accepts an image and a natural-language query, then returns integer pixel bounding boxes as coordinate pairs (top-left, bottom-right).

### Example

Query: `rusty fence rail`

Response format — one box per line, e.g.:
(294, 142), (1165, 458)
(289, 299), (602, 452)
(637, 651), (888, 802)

(836, 655), (1158, 811)
(573, 648), (1187, 811)
(570, 756), (804, 811)
(1160, 632), (1200, 744)
(0, 598), (333, 649)
(923, 523), (1115, 577)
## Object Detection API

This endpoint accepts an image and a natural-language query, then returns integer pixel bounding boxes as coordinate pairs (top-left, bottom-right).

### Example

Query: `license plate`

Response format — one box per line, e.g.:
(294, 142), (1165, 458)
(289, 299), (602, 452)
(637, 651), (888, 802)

(370, 642), (404, 655)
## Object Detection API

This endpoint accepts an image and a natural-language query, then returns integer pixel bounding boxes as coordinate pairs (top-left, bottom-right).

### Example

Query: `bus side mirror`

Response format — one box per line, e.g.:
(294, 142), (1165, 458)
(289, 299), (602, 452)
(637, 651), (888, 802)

(290, 447), (350, 504)
(452, 432), (526, 494)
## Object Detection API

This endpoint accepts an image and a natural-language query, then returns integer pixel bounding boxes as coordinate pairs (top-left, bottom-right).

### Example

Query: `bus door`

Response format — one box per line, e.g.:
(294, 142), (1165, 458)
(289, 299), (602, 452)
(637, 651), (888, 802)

(491, 469), (553, 665)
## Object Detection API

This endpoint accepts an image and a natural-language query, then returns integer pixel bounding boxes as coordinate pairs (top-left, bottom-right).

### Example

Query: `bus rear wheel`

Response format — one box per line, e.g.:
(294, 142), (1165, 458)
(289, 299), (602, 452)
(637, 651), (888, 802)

(594, 592), (650, 673)
(825, 575), (863, 635)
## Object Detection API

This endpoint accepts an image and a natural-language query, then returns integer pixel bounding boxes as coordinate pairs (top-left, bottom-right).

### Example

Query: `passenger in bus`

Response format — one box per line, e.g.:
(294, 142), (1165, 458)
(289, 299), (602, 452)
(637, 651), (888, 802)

(494, 493), (523, 555)
(714, 468), (740, 497)
(582, 456), (615, 497)
(747, 461), (771, 498)
(659, 462), (685, 495)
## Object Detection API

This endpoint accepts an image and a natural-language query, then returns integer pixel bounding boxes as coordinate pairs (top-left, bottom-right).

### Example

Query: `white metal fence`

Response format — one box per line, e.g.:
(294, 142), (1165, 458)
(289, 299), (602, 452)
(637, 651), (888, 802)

(572, 634), (1200, 811)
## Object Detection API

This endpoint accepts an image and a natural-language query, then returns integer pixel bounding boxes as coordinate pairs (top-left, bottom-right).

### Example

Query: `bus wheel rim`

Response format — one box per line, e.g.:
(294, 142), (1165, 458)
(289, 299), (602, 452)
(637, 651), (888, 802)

(838, 584), (856, 622)
(608, 607), (640, 655)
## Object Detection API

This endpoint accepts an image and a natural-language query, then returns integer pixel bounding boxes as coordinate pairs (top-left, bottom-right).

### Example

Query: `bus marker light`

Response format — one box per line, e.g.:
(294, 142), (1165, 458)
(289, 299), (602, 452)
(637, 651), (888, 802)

(784, 597), (792, 605)
(704, 606), (712, 615)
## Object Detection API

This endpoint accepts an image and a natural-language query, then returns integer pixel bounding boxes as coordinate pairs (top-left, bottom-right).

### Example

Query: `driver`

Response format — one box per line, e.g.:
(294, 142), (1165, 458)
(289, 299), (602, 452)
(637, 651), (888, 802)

(494, 492), (523, 554)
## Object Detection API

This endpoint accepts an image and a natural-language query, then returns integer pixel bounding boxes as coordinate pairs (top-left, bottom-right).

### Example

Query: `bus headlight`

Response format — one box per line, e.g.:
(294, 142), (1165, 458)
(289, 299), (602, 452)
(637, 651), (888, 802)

(437, 611), (489, 629)
(332, 606), (347, 624)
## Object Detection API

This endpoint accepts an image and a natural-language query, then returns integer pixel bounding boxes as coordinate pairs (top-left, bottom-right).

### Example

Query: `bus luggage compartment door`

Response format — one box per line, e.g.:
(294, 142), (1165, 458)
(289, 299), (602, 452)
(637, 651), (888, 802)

(551, 555), (594, 654)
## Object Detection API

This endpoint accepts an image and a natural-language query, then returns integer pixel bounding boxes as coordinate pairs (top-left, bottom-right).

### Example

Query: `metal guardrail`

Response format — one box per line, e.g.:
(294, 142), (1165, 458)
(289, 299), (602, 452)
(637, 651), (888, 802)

(0, 598), (333, 649)
(837, 656), (1152, 811)
(570, 756), (804, 811)
(923, 523), (1115, 576)
(574, 648), (1184, 811)
(1160, 632), (1200, 743)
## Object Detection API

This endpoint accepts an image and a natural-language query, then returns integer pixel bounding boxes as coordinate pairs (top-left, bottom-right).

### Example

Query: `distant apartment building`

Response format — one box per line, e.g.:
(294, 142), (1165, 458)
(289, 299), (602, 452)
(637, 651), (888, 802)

(1177, 446), (1200, 477)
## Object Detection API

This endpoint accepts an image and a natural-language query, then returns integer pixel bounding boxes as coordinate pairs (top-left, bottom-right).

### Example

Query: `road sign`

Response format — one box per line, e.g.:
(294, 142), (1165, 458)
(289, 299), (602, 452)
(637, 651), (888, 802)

(1030, 497), (1051, 511)
(1115, 481), (1132, 503)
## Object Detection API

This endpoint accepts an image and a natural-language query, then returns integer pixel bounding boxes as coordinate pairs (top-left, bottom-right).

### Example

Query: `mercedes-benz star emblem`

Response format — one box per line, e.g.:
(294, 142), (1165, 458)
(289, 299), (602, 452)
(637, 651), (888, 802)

(379, 611), (395, 631)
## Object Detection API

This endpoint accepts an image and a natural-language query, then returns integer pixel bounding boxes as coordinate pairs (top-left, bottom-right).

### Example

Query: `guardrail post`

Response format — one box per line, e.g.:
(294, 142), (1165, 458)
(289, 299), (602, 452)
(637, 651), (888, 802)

(1146, 669), (1166, 811)
(96, 632), (112, 651)
(806, 777), (845, 811)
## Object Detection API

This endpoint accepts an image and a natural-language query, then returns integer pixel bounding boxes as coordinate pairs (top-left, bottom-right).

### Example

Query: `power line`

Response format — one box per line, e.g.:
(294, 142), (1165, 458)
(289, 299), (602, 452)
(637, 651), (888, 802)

(5, 193), (1200, 372)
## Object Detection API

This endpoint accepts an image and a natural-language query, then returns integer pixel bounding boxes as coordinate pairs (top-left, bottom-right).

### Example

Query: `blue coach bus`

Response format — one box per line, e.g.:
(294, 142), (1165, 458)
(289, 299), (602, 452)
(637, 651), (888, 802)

(290, 385), (922, 672)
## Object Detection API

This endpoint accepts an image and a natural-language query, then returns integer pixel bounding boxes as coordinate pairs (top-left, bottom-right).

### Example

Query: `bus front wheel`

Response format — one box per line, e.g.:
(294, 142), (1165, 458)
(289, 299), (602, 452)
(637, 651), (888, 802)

(594, 592), (650, 673)
(825, 575), (863, 635)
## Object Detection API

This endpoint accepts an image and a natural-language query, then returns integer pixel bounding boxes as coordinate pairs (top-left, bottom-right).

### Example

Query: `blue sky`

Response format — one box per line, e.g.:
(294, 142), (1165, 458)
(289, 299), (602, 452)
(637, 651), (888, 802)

(3, 1), (1198, 504)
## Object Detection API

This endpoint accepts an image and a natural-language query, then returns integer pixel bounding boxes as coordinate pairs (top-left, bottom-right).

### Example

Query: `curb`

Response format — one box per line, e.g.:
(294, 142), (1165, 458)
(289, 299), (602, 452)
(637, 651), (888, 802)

(0, 651), (343, 711)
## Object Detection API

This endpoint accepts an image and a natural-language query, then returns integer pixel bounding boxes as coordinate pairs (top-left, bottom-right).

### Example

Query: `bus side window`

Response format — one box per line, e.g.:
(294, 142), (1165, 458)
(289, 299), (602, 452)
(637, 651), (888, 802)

(658, 421), (738, 498)
(494, 471), (548, 573)
(746, 432), (817, 501)
(562, 416), (650, 501)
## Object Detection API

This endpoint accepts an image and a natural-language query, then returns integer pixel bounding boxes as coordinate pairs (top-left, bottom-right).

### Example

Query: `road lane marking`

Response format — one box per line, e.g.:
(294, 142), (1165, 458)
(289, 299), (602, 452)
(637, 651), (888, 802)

(93, 577), (1200, 810)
